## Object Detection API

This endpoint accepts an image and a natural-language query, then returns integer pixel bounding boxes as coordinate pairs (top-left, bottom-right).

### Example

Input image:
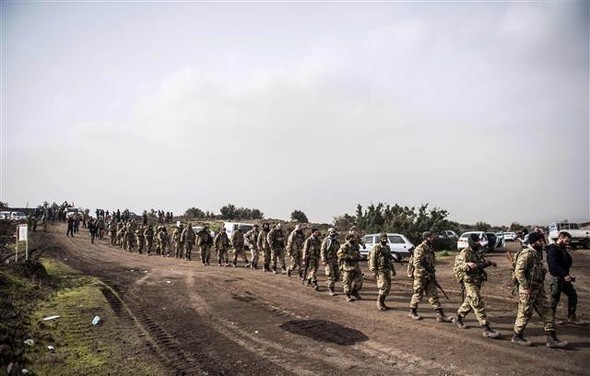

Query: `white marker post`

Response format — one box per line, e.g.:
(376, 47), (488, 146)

(18, 224), (29, 261)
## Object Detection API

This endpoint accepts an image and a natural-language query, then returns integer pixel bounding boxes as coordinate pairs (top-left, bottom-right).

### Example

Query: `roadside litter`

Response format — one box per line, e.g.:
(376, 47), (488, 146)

(42, 315), (60, 321)
(23, 339), (35, 346)
(92, 316), (101, 326)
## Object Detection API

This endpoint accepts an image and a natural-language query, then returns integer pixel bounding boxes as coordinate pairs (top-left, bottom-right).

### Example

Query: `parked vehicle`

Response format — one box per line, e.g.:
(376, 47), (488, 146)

(503, 232), (517, 241)
(0, 211), (10, 220)
(223, 222), (254, 242)
(438, 230), (458, 239)
(486, 232), (505, 250)
(548, 222), (590, 249)
(458, 231), (500, 253)
(10, 211), (27, 221)
(359, 233), (415, 262)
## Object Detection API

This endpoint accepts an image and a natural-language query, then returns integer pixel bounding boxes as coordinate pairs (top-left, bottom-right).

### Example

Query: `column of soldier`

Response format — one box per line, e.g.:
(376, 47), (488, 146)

(87, 218), (573, 350)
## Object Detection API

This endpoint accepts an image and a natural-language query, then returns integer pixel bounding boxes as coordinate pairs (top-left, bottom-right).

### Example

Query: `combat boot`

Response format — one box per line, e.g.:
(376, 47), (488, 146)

(281, 268), (287, 275)
(381, 296), (390, 310)
(435, 309), (452, 323)
(546, 331), (568, 348)
(511, 332), (532, 346)
(452, 314), (466, 329)
(313, 282), (319, 291)
(351, 289), (362, 300)
(272, 267), (277, 274)
(287, 268), (291, 277)
(481, 324), (500, 339)
(328, 287), (336, 296)
(345, 294), (354, 302)
(408, 308), (421, 320)
(377, 295), (386, 311)
(263, 264), (269, 272)
(567, 314), (579, 324)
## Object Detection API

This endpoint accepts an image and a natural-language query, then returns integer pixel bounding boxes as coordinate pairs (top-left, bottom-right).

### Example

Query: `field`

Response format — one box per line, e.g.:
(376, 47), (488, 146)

(5, 223), (590, 375)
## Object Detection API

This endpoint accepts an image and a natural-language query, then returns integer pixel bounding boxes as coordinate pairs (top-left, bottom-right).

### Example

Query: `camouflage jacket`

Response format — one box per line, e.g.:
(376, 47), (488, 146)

(514, 245), (546, 290)
(245, 229), (260, 249)
(267, 228), (286, 250)
(453, 246), (491, 284)
(302, 235), (322, 261)
(320, 235), (340, 263)
(196, 229), (212, 246)
(214, 232), (231, 251)
(172, 228), (183, 244)
(368, 243), (395, 274)
(257, 229), (271, 250)
(181, 227), (196, 243)
(286, 230), (305, 255)
(412, 241), (436, 278)
(231, 231), (244, 248)
(337, 241), (361, 272)
(143, 227), (154, 241)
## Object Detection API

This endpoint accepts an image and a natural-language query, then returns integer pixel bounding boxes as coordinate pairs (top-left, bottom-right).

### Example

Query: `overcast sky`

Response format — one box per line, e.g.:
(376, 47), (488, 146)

(1, 1), (588, 226)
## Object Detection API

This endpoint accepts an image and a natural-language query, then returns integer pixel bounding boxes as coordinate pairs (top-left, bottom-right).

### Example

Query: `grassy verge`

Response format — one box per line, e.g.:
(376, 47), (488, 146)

(1, 258), (163, 376)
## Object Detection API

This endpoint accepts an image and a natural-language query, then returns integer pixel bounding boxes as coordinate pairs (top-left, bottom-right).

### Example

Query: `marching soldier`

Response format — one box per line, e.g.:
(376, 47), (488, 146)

(321, 228), (341, 296)
(214, 227), (231, 266)
(302, 228), (322, 290)
(181, 223), (196, 261)
(257, 223), (272, 271)
(338, 234), (364, 302)
(231, 226), (249, 267)
(144, 225), (154, 256)
(197, 226), (213, 265)
(245, 224), (260, 269)
(368, 233), (395, 310)
(287, 225), (305, 278)
(268, 223), (287, 274)
(172, 224), (185, 259)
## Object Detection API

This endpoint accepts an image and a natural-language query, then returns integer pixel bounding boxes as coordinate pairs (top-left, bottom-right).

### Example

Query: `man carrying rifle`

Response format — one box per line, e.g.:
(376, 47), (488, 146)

(302, 228), (322, 290)
(408, 232), (452, 322)
(338, 234), (364, 302)
(321, 228), (341, 296)
(368, 233), (396, 311)
(452, 233), (500, 338)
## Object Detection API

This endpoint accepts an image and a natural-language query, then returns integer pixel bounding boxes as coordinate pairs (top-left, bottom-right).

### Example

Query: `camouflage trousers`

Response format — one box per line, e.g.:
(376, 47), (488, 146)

(250, 247), (259, 266)
(110, 234), (116, 245)
(513, 286), (555, 335)
(376, 270), (392, 296)
(200, 244), (212, 263)
(262, 248), (271, 268)
(185, 241), (194, 260)
(305, 258), (320, 285)
(174, 241), (184, 258)
(159, 243), (169, 256)
(457, 282), (488, 326)
(324, 261), (340, 289)
(271, 247), (286, 271)
(410, 276), (441, 310)
(232, 245), (248, 264)
(137, 238), (145, 254)
(217, 248), (229, 264)
(288, 249), (303, 272)
(145, 240), (153, 255)
(341, 268), (363, 295)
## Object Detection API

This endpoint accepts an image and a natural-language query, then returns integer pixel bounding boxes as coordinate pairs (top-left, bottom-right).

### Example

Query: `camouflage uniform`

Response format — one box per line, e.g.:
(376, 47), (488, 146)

(257, 226), (272, 271)
(157, 227), (169, 257)
(368, 240), (395, 310)
(172, 225), (185, 259)
(321, 234), (341, 294)
(286, 229), (305, 277)
(181, 225), (196, 261)
(338, 238), (363, 301)
(231, 229), (248, 266)
(267, 226), (287, 273)
(197, 228), (213, 265)
(136, 227), (145, 254)
(108, 222), (117, 245)
(245, 227), (260, 268)
(302, 233), (322, 288)
(452, 243), (499, 337)
(214, 230), (231, 266)
(409, 236), (451, 322)
(513, 245), (554, 335)
(144, 226), (155, 255)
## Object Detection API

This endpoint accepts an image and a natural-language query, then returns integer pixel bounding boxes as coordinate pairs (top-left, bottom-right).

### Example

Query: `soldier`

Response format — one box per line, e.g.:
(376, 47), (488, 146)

(88, 218), (97, 244)
(172, 224), (185, 259)
(546, 231), (578, 324)
(257, 223), (272, 271)
(408, 232), (452, 322)
(286, 224), (305, 278)
(268, 223), (287, 274)
(368, 233), (396, 310)
(136, 226), (145, 254)
(231, 226), (249, 267)
(338, 233), (364, 302)
(157, 226), (170, 257)
(144, 225), (155, 256)
(245, 224), (260, 269)
(214, 227), (231, 266)
(511, 232), (567, 348)
(321, 228), (341, 296)
(451, 233), (500, 338)
(66, 216), (75, 237)
(108, 221), (117, 245)
(181, 223), (196, 261)
(302, 228), (322, 290)
(197, 226), (213, 265)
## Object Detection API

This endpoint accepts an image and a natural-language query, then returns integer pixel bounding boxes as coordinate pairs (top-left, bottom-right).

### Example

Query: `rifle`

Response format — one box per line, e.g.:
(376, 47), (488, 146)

(434, 278), (450, 301)
(301, 255), (310, 285)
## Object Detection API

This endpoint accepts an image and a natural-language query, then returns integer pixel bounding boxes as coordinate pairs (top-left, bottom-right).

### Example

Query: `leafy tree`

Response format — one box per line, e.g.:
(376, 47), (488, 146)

(185, 207), (206, 218)
(0, 201), (8, 209)
(290, 210), (308, 223)
(333, 214), (356, 230)
(220, 204), (264, 220)
(220, 204), (237, 220)
(475, 221), (491, 231)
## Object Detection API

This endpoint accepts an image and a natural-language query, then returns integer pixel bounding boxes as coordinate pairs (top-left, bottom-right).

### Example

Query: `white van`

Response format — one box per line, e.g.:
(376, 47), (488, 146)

(10, 211), (27, 221)
(223, 222), (254, 241)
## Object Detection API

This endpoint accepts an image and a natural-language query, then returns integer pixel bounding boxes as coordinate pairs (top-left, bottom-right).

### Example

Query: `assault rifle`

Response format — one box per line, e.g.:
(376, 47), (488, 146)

(434, 278), (450, 301)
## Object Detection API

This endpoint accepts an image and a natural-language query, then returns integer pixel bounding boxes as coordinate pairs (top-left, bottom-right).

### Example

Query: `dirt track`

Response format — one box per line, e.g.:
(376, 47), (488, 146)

(34, 225), (590, 375)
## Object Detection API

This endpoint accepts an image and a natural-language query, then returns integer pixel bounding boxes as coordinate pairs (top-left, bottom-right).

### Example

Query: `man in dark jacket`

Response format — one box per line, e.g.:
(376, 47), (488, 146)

(546, 231), (578, 323)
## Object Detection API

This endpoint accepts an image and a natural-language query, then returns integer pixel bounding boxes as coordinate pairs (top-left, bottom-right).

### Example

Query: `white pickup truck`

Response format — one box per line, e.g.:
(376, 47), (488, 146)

(548, 222), (590, 249)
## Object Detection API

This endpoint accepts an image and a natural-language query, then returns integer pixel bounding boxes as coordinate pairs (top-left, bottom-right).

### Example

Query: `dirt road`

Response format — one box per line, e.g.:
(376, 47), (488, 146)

(34, 225), (590, 375)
